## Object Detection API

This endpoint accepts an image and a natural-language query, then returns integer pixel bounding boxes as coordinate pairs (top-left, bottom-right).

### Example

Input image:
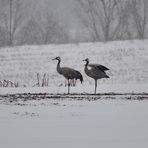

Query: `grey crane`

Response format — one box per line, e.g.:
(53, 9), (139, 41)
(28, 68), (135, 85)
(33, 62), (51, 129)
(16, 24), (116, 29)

(52, 57), (83, 94)
(83, 58), (109, 94)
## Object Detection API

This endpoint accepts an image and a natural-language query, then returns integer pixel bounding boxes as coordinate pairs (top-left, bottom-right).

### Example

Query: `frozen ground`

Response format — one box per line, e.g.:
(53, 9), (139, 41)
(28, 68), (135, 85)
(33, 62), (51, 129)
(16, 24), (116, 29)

(0, 95), (148, 148)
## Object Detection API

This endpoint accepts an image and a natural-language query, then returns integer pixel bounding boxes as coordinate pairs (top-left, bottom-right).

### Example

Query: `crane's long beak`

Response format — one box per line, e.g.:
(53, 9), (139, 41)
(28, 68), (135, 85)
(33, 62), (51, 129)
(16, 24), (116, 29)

(52, 58), (56, 60)
(83, 59), (86, 61)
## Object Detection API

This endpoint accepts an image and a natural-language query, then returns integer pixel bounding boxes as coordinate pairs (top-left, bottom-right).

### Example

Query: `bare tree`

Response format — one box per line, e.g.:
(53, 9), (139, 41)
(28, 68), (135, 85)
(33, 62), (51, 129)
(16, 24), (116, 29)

(18, 12), (69, 45)
(0, 26), (9, 46)
(112, 0), (133, 40)
(129, 0), (148, 39)
(99, 0), (119, 41)
(0, 0), (25, 45)
(77, 0), (134, 41)
(77, 0), (101, 41)
(17, 18), (43, 45)
(39, 12), (69, 44)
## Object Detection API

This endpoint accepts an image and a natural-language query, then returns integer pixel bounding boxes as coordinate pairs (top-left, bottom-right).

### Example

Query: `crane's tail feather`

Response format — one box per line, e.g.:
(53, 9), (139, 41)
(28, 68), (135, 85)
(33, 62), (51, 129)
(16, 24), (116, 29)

(75, 70), (83, 84)
(106, 75), (109, 78)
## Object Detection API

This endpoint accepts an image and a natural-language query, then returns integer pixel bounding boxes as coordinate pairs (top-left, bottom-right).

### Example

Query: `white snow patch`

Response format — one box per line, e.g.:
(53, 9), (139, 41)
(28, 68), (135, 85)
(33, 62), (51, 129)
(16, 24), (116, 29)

(0, 98), (148, 148)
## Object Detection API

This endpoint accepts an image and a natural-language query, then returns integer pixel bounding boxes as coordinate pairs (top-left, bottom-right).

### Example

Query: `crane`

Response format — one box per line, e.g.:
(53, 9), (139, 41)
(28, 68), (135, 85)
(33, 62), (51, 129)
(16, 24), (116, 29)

(53, 57), (83, 94)
(83, 58), (109, 94)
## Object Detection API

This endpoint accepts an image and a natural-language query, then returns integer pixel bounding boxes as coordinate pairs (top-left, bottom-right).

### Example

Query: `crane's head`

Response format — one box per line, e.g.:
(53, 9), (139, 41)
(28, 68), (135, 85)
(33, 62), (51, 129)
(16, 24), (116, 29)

(83, 58), (89, 63)
(52, 56), (61, 61)
(83, 58), (89, 66)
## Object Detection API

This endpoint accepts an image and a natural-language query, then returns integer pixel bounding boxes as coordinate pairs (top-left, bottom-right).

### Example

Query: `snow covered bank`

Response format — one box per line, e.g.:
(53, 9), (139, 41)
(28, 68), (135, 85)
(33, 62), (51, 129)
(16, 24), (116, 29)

(0, 84), (148, 95)
(0, 98), (148, 148)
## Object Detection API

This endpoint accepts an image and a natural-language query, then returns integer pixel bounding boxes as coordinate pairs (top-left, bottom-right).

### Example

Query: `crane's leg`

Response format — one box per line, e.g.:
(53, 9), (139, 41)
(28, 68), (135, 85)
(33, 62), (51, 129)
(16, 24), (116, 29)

(68, 79), (70, 94)
(95, 80), (97, 94)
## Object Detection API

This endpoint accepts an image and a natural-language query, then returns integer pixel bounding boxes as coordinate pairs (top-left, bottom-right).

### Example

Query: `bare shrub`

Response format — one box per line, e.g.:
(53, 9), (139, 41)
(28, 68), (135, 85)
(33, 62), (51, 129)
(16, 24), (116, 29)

(34, 73), (49, 87)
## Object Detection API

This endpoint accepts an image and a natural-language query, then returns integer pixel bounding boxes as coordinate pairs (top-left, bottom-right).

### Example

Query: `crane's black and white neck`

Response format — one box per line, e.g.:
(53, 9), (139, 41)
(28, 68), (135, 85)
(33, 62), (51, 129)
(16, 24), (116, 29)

(52, 57), (62, 74)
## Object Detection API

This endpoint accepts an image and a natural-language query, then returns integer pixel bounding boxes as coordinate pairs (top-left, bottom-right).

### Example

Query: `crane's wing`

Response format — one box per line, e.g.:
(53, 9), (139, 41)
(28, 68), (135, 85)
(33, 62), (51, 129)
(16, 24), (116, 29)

(60, 67), (78, 79)
(74, 70), (83, 83)
(88, 64), (109, 71)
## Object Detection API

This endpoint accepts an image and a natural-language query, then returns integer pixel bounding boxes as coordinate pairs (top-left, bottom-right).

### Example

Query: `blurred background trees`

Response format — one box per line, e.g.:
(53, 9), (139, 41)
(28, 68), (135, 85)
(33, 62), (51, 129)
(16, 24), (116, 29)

(77, 0), (148, 41)
(0, 0), (148, 47)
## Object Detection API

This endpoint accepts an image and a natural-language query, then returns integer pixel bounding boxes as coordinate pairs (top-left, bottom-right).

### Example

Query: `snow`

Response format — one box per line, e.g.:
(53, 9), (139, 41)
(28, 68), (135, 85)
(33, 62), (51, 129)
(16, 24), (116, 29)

(0, 40), (148, 148)
(0, 84), (148, 95)
(0, 39), (148, 92)
(0, 98), (148, 148)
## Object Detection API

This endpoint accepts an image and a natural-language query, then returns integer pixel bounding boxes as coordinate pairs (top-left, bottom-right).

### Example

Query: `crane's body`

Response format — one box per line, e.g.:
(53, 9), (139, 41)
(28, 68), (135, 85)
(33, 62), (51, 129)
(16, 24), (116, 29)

(83, 58), (109, 94)
(53, 57), (83, 94)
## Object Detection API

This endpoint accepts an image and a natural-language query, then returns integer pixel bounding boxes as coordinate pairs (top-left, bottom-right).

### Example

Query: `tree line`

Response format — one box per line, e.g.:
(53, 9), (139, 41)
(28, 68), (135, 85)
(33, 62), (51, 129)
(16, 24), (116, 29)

(0, 0), (69, 46)
(0, 0), (148, 47)
(77, 0), (148, 41)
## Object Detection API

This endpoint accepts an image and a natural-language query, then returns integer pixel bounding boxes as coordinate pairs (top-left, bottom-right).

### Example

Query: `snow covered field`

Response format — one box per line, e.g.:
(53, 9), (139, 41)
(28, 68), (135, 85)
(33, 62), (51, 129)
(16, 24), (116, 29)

(0, 96), (148, 148)
(0, 39), (148, 94)
(0, 40), (148, 148)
